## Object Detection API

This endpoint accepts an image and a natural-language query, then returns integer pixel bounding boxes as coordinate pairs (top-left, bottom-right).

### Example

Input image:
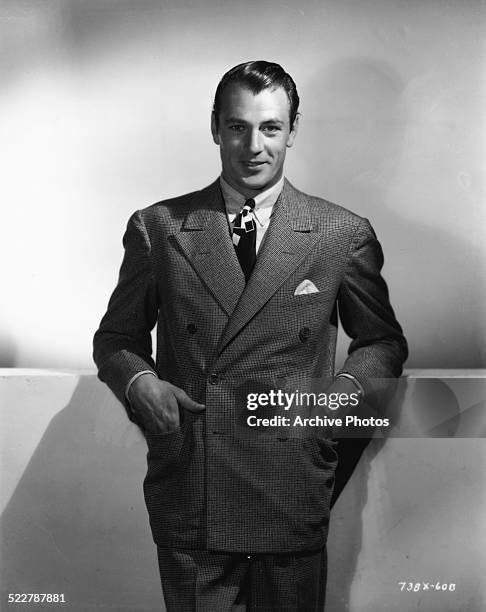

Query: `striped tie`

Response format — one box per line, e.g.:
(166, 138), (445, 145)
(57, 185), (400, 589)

(232, 198), (256, 281)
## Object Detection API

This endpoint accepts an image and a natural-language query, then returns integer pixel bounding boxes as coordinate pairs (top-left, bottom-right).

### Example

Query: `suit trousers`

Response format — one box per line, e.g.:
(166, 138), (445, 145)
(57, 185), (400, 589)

(157, 546), (327, 612)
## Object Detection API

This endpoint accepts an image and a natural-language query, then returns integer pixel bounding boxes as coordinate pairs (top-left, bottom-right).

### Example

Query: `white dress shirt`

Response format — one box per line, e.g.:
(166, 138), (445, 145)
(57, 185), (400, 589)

(219, 174), (284, 254)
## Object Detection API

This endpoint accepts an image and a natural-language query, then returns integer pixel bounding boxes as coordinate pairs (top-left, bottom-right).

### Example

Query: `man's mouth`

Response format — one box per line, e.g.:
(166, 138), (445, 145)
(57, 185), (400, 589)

(242, 160), (266, 168)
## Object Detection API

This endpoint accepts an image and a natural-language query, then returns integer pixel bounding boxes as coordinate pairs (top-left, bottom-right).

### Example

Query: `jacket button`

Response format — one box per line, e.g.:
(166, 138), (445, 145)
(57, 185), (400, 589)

(187, 323), (197, 334)
(208, 373), (219, 385)
(299, 327), (311, 342)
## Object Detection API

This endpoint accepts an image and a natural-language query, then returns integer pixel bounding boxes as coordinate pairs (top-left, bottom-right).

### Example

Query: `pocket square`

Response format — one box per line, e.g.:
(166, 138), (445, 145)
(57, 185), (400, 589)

(294, 279), (320, 295)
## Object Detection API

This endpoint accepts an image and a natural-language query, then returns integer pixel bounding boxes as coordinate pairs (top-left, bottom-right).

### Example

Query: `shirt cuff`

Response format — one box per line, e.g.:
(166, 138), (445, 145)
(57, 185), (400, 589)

(336, 372), (365, 398)
(125, 370), (158, 403)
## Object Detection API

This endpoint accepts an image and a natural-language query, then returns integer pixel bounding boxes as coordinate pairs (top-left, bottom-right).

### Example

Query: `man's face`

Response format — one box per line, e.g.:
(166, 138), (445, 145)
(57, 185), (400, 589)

(211, 84), (298, 197)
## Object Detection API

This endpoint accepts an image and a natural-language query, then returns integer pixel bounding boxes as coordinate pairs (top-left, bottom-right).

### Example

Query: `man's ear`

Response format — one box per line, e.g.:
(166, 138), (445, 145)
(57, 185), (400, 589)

(286, 112), (300, 148)
(211, 112), (220, 145)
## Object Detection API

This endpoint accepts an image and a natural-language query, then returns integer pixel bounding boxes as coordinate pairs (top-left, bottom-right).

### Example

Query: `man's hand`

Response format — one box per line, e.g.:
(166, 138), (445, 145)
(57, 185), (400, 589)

(128, 374), (205, 434)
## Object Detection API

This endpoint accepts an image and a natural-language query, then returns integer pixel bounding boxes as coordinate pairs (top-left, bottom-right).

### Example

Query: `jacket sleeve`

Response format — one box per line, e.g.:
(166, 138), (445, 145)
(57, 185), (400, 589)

(93, 210), (159, 415)
(336, 217), (408, 394)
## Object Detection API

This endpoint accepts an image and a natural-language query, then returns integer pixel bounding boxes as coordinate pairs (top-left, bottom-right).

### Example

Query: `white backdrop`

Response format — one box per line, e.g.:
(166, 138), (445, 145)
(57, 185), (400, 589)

(1, 0), (485, 369)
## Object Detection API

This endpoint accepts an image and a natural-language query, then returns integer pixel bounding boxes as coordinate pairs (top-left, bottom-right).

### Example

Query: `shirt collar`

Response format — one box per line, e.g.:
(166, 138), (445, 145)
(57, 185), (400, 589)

(219, 174), (285, 216)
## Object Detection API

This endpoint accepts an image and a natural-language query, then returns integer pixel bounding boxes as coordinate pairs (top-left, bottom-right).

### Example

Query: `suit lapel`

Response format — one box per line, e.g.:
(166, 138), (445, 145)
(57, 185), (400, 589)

(173, 180), (245, 317)
(216, 180), (321, 354)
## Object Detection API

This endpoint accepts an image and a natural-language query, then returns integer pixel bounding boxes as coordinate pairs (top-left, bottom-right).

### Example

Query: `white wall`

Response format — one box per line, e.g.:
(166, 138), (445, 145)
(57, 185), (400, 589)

(0, 371), (162, 612)
(1, 370), (485, 611)
(1, 0), (485, 369)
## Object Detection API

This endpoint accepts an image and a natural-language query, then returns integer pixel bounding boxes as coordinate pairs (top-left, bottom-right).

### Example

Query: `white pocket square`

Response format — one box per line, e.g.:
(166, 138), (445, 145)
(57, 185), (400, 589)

(294, 279), (320, 295)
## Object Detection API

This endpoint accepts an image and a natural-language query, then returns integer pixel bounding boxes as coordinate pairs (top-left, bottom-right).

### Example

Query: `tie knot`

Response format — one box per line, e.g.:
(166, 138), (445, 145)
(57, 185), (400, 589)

(244, 198), (255, 210)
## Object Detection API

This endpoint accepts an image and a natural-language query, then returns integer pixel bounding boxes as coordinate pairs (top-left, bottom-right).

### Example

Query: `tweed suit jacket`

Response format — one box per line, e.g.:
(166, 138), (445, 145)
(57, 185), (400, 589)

(93, 178), (407, 553)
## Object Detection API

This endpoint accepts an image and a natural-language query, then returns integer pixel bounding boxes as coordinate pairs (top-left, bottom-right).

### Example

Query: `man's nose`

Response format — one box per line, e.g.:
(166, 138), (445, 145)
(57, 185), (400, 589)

(247, 129), (264, 154)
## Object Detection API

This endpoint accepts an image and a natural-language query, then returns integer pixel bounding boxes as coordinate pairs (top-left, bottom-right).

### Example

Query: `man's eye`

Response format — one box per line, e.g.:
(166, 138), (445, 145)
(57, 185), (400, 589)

(262, 125), (280, 133)
(229, 125), (245, 133)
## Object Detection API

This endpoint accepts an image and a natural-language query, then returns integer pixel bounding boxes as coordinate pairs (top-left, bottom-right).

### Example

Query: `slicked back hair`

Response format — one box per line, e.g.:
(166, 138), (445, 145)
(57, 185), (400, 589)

(213, 61), (300, 131)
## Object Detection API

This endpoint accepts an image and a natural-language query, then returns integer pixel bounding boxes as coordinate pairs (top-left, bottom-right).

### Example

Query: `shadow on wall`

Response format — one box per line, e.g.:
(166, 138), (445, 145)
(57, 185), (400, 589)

(301, 57), (485, 369)
(1, 0), (167, 87)
(327, 442), (373, 612)
(0, 377), (163, 612)
(326, 378), (408, 612)
(0, 331), (17, 366)
(326, 375), (486, 612)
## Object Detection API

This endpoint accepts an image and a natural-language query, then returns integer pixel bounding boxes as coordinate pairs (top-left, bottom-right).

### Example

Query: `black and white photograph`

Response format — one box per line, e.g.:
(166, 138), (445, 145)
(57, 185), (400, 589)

(1, 1), (485, 611)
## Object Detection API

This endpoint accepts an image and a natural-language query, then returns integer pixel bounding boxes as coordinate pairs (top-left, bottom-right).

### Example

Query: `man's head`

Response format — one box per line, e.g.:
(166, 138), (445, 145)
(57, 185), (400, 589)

(211, 61), (300, 197)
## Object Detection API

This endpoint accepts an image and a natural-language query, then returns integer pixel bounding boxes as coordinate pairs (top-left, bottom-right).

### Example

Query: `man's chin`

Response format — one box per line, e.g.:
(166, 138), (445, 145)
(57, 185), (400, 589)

(236, 174), (277, 194)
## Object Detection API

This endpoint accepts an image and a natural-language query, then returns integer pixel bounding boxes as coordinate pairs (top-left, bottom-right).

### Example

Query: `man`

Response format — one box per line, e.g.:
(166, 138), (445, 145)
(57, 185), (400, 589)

(93, 61), (407, 611)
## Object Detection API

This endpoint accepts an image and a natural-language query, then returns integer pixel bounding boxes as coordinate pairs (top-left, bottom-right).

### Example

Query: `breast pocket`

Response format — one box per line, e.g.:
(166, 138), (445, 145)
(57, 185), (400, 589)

(282, 289), (336, 343)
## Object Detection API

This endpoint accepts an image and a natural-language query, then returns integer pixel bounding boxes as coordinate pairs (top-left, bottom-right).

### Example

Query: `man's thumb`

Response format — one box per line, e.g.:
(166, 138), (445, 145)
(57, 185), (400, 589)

(174, 388), (205, 412)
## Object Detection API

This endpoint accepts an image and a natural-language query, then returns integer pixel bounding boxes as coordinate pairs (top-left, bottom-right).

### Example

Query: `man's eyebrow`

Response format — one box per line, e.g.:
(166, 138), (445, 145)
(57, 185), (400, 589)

(223, 117), (285, 125)
(223, 117), (247, 124)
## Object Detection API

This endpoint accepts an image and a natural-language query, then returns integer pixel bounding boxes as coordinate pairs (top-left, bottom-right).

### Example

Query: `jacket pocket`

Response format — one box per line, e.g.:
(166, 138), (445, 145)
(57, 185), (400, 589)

(143, 415), (205, 522)
(144, 426), (185, 473)
(305, 436), (339, 468)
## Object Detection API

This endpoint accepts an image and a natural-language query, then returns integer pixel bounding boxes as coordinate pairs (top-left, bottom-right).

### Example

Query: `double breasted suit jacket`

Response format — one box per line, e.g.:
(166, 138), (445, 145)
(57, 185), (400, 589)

(93, 178), (407, 553)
